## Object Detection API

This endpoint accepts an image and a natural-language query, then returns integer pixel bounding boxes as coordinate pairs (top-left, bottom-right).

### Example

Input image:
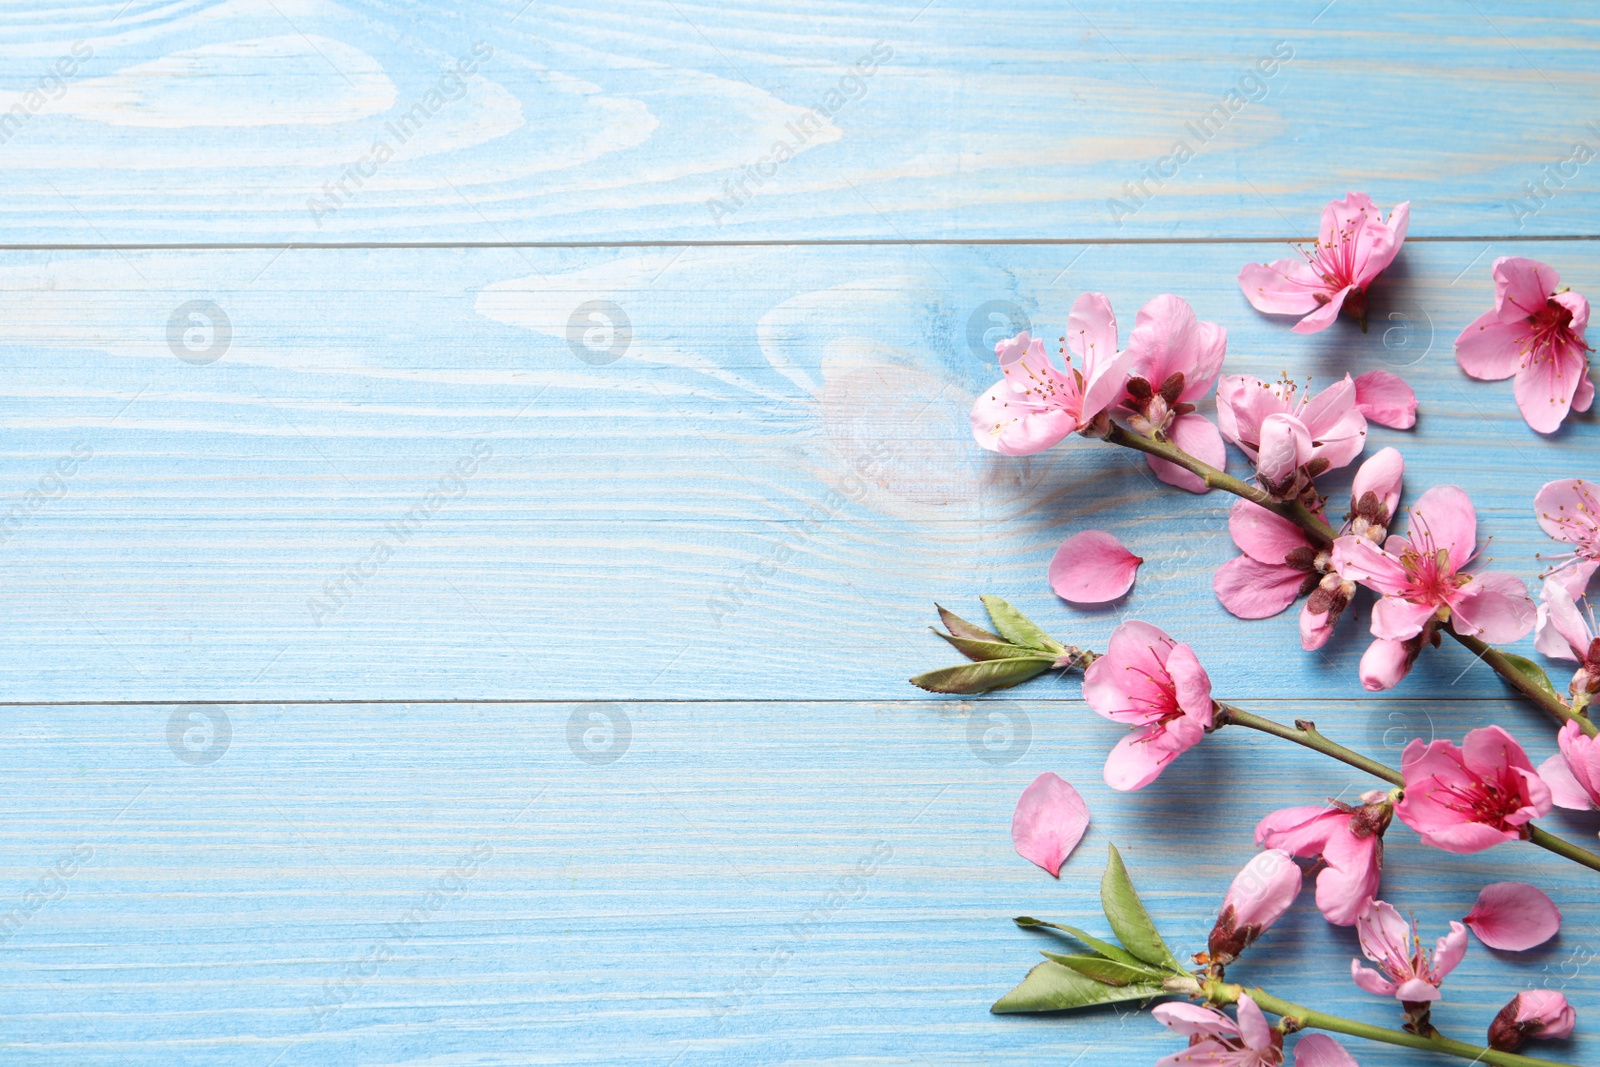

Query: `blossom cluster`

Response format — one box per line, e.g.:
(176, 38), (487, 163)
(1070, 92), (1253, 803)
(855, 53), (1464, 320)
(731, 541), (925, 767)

(946, 192), (1597, 1065)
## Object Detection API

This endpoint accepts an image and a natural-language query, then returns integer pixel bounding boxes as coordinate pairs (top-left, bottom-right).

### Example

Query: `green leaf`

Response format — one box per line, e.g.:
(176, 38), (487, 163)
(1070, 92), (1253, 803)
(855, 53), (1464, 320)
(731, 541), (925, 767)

(936, 604), (1002, 643)
(980, 595), (1066, 654)
(933, 630), (1032, 662)
(1100, 844), (1180, 971)
(1501, 653), (1558, 698)
(990, 960), (1165, 1014)
(1014, 918), (1146, 967)
(1042, 952), (1165, 987)
(909, 657), (1054, 694)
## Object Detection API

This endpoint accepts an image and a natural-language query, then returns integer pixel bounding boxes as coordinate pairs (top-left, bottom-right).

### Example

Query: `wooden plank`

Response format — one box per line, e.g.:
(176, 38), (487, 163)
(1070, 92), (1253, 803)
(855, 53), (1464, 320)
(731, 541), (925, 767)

(0, 238), (1594, 704)
(0, 699), (1592, 1065)
(2, 2), (1599, 242)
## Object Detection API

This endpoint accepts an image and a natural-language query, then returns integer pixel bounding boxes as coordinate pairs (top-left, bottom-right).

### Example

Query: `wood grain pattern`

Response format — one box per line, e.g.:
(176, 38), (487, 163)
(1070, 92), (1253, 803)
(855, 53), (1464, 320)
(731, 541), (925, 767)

(0, 2), (1598, 242)
(0, 701), (1594, 1065)
(5, 3), (1600, 1064)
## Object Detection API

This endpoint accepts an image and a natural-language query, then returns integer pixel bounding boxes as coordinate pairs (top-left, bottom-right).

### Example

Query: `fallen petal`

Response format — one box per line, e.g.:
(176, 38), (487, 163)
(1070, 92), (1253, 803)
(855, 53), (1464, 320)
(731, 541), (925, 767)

(1011, 772), (1091, 877)
(1293, 1033), (1360, 1067)
(1049, 530), (1142, 604)
(1464, 882), (1562, 950)
(1354, 369), (1418, 429)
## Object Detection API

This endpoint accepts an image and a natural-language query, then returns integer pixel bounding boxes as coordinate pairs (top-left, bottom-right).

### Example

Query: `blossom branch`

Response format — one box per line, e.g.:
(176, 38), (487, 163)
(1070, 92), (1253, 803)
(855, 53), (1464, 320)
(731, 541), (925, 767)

(1199, 979), (1578, 1067)
(1100, 423), (1598, 739)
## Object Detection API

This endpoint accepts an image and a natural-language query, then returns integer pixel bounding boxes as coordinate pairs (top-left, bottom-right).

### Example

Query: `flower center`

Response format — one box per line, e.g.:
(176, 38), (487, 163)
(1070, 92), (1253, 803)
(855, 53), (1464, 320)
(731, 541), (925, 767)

(1429, 770), (1525, 830)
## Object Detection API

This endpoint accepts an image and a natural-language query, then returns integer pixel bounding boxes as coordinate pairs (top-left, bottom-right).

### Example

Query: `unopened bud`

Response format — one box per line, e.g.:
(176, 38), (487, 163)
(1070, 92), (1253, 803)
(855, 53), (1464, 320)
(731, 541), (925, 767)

(1488, 991), (1576, 1051)
(1207, 849), (1301, 964)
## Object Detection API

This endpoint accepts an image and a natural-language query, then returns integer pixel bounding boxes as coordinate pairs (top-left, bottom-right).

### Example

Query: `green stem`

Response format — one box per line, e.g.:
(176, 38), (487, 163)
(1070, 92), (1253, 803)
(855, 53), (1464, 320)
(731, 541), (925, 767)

(1211, 704), (1600, 873)
(1215, 705), (1403, 786)
(1099, 424), (1598, 738)
(1203, 981), (1577, 1067)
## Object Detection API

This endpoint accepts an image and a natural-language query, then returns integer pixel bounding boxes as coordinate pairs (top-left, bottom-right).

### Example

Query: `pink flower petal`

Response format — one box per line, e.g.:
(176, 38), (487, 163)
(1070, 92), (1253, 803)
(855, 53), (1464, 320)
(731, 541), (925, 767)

(1353, 370), (1418, 429)
(1293, 1034), (1359, 1067)
(1049, 530), (1143, 604)
(1464, 882), (1562, 950)
(1146, 412), (1224, 494)
(1359, 637), (1414, 691)
(1214, 555), (1308, 619)
(1239, 258), (1327, 316)
(1103, 728), (1173, 791)
(1230, 498), (1314, 565)
(1350, 959), (1397, 997)
(1011, 772), (1091, 877)
(1066, 292), (1118, 367)
(1257, 413), (1312, 487)
(1454, 310), (1524, 380)
(1451, 572), (1536, 644)
(1539, 751), (1597, 811)
(1512, 336), (1587, 434)
(1409, 485), (1478, 572)
(1351, 447), (1405, 521)
(1292, 285), (1351, 334)
(1494, 256), (1560, 322)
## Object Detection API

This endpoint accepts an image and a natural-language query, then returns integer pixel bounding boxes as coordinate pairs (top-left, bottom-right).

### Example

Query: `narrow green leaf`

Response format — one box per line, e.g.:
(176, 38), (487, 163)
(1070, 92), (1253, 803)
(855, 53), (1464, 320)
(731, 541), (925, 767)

(1100, 844), (1181, 971)
(936, 603), (1002, 643)
(990, 960), (1165, 1014)
(933, 629), (1031, 662)
(909, 657), (1053, 694)
(1014, 918), (1146, 967)
(980, 595), (1066, 654)
(1042, 952), (1165, 987)
(1501, 653), (1558, 698)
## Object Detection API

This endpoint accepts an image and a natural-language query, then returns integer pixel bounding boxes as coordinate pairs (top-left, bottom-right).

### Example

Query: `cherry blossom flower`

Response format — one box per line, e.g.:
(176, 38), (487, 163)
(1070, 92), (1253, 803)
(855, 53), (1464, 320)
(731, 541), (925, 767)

(1214, 499), (1320, 619)
(1238, 192), (1410, 334)
(1303, 448), (1407, 650)
(1291, 1035), (1358, 1067)
(1352, 369), (1417, 430)
(1011, 772), (1090, 877)
(1256, 792), (1389, 926)
(1463, 881), (1562, 951)
(1351, 900), (1468, 1004)
(1394, 726), (1553, 853)
(1535, 477), (1600, 597)
(1119, 294), (1229, 493)
(1216, 375), (1367, 499)
(1333, 485), (1535, 647)
(1049, 530), (1142, 603)
(1082, 620), (1213, 791)
(1489, 991), (1577, 1051)
(1208, 849), (1302, 963)
(1538, 720), (1600, 813)
(1533, 579), (1600, 699)
(970, 293), (1134, 455)
(1153, 995), (1283, 1067)
(1455, 256), (1593, 433)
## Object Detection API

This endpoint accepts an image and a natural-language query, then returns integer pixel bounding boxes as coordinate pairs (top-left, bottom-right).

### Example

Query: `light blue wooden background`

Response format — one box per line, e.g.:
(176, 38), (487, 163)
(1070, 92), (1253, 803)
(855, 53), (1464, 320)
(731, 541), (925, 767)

(1, 2), (1597, 1064)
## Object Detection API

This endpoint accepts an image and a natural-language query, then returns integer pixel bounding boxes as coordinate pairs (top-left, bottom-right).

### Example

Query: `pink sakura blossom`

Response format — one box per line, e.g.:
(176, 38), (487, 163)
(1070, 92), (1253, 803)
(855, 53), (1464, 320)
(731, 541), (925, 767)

(1239, 192), (1410, 334)
(1010, 772), (1090, 877)
(1394, 726), (1553, 853)
(1214, 499), (1319, 620)
(1255, 791), (1390, 927)
(1208, 849), (1302, 963)
(1082, 620), (1213, 791)
(1463, 881), (1562, 951)
(1538, 720), (1600, 812)
(1049, 530), (1142, 604)
(1153, 995), (1282, 1067)
(1455, 256), (1593, 433)
(1290, 1035), (1358, 1067)
(1533, 579), (1600, 700)
(970, 293), (1133, 456)
(1215, 448), (1405, 653)
(1352, 369), (1417, 430)
(1535, 478), (1600, 598)
(1333, 485), (1536, 654)
(1216, 375), (1367, 499)
(1118, 294), (1229, 493)
(1351, 899), (1467, 1004)
(1489, 991), (1577, 1051)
